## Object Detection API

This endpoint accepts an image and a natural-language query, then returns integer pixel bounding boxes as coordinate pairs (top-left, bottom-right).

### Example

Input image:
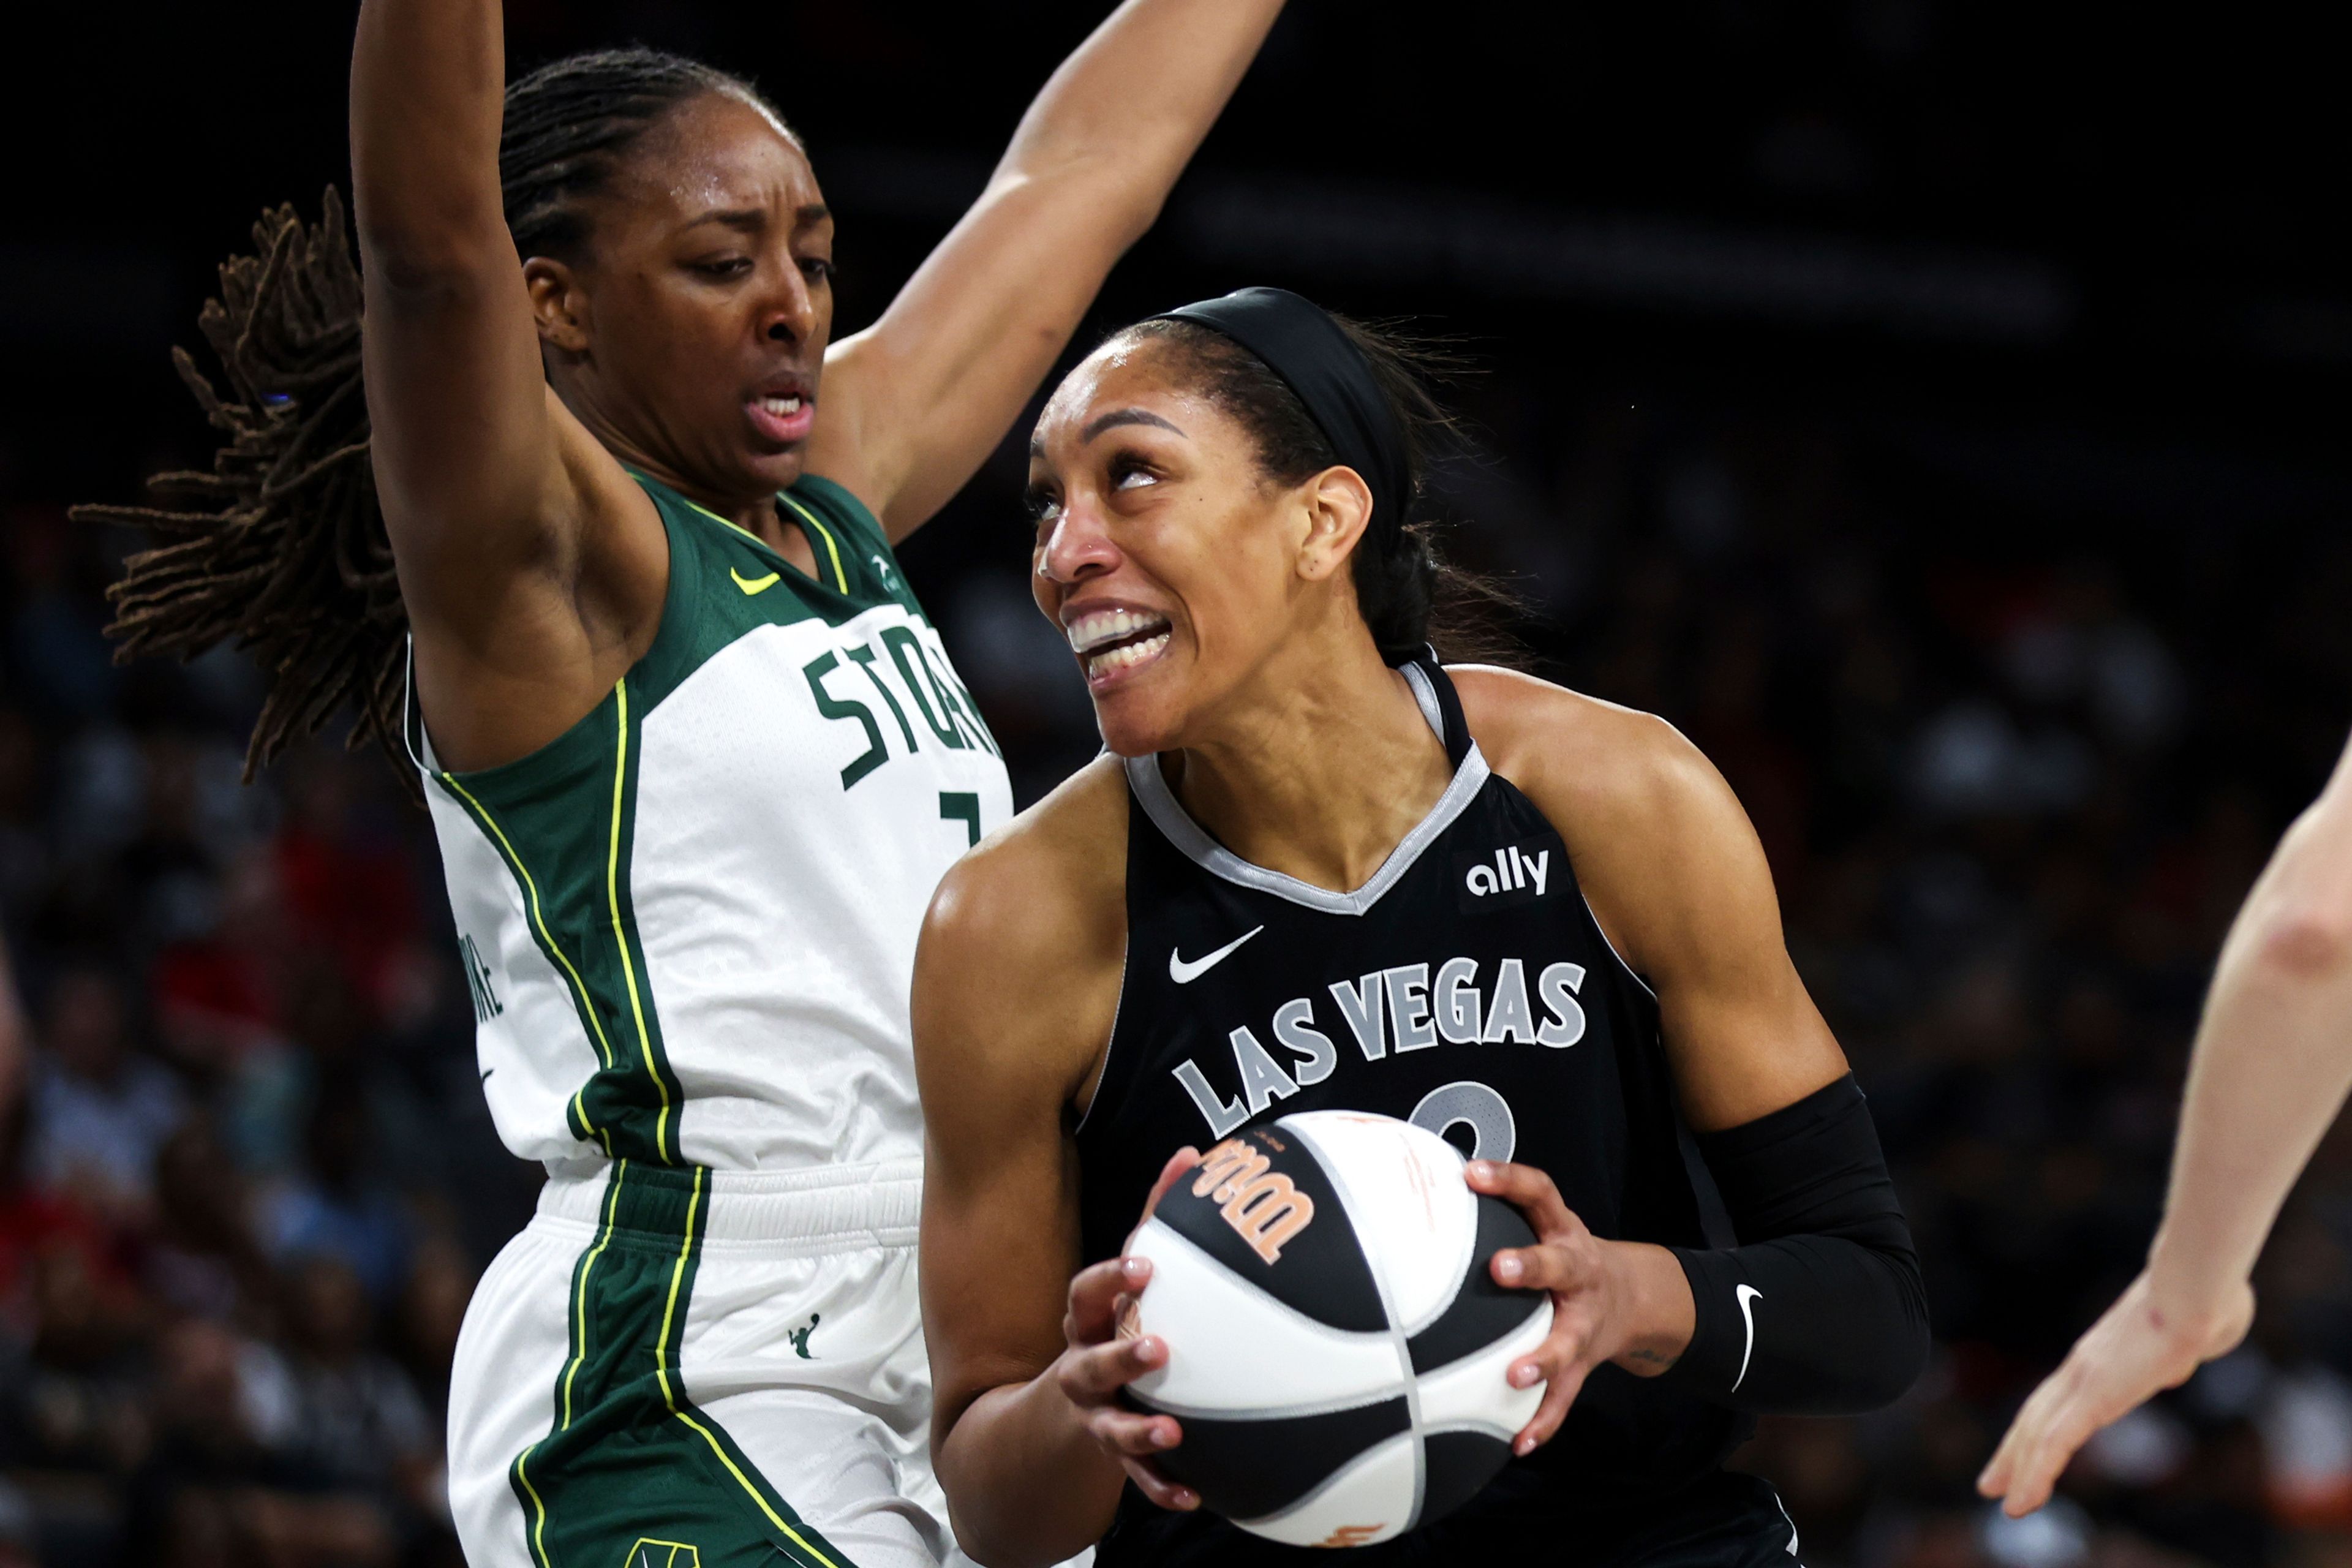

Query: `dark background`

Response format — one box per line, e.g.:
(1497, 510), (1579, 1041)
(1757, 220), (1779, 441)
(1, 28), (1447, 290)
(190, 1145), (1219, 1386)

(4, 3), (2350, 1566)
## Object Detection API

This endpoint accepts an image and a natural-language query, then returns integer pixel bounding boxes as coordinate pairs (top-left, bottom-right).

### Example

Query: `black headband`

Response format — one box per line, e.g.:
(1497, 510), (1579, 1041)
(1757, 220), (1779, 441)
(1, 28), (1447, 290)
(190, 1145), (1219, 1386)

(1153, 287), (1407, 533)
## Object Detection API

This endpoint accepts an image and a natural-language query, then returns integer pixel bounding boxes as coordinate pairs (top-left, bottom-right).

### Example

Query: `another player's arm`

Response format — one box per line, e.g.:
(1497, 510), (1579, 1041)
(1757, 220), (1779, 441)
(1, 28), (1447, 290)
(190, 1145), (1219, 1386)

(808, 0), (1287, 540)
(916, 767), (1165, 1567)
(350, 0), (649, 722)
(1980, 727), (2352, 1517)
(1455, 667), (1927, 1437)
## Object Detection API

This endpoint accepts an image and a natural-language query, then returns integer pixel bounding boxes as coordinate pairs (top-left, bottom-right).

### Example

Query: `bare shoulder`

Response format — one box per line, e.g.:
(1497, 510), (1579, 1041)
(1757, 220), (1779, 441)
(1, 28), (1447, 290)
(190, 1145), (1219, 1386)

(1447, 664), (1733, 843)
(925, 755), (1128, 963)
(1448, 662), (1782, 990)
(916, 755), (1131, 1100)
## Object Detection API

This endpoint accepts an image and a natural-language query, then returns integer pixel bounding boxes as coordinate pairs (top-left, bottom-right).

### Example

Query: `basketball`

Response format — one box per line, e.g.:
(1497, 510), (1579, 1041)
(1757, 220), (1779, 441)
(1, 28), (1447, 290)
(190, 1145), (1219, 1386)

(1125, 1109), (1553, 1547)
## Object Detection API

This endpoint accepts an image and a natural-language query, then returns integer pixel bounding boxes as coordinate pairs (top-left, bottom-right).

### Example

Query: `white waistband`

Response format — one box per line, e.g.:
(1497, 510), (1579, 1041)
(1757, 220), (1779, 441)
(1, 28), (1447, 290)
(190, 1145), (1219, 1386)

(534, 1157), (922, 1248)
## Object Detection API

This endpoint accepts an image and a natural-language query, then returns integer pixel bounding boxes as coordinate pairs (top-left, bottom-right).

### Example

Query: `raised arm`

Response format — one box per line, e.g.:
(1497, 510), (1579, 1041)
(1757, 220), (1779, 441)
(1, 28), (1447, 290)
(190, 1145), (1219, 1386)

(809, 0), (1287, 539)
(1980, 727), (2352, 1517)
(351, 0), (655, 766)
(353, 0), (567, 597)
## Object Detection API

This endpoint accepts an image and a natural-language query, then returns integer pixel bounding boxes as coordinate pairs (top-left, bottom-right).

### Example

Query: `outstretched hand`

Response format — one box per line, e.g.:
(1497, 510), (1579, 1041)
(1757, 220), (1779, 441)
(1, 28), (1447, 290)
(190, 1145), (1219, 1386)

(1466, 1159), (1695, 1457)
(1054, 1147), (1203, 1512)
(1977, 1270), (2254, 1517)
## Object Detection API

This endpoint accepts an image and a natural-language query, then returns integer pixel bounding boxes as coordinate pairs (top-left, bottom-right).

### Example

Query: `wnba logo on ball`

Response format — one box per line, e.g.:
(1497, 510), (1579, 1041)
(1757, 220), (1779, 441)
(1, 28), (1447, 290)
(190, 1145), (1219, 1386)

(1192, 1136), (1316, 1264)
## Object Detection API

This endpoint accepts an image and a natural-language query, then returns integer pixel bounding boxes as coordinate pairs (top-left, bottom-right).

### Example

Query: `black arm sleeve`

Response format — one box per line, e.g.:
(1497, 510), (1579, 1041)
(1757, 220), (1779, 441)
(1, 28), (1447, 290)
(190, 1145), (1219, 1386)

(1656, 1073), (1929, 1415)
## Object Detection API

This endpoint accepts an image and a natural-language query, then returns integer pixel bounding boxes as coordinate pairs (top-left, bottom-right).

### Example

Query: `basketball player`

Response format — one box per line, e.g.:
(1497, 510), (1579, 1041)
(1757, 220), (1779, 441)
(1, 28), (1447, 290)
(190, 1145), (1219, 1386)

(84, 5), (1286, 1566)
(913, 288), (1931, 1564)
(1979, 729), (2352, 1516)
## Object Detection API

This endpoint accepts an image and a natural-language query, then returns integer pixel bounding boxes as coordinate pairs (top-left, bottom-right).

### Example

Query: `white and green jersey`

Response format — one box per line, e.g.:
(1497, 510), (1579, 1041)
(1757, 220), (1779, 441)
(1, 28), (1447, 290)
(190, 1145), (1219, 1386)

(416, 473), (1011, 1174)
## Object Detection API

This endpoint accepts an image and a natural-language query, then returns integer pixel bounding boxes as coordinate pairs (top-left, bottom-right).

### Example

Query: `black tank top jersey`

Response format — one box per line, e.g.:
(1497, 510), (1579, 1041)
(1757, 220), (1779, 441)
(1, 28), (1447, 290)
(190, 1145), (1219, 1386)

(1076, 658), (1774, 1565)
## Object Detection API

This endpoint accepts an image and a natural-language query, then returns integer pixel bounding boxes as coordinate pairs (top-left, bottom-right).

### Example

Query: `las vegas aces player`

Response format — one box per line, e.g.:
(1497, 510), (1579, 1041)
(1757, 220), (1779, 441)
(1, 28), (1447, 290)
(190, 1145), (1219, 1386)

(913, 288), (1931, 1566)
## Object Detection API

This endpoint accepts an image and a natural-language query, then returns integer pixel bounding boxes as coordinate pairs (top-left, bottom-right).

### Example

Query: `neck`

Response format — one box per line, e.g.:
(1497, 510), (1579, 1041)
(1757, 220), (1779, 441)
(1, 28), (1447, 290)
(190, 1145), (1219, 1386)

(554, 379), (797, 553)
(1168, 627), (1453, 894)
(620, 451), (788, 549)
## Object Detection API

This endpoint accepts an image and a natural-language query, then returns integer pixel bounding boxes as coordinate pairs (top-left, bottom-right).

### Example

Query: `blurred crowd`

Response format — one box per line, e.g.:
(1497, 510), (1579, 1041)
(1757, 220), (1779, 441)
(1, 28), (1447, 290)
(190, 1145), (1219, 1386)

(0, 507), (528, 1564)
(4, 359), (2350, 1568)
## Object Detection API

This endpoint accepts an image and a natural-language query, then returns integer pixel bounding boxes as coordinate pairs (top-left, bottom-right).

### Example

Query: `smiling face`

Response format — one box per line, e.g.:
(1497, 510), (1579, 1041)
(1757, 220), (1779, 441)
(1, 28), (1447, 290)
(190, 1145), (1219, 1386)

(525, 91), (835, 508)
(1027, 334), (1376, 757)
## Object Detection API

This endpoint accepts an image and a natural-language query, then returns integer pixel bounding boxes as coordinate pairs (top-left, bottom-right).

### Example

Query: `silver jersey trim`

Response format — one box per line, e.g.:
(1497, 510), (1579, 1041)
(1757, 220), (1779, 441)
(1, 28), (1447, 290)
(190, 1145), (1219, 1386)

(1122, 663), (1490, 918)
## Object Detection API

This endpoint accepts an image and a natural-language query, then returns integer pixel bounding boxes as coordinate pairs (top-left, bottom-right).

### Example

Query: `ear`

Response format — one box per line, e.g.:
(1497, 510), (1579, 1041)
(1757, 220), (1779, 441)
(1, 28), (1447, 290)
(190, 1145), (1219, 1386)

(1295, 465), (1375, 584)
(524, 257), (592, 354)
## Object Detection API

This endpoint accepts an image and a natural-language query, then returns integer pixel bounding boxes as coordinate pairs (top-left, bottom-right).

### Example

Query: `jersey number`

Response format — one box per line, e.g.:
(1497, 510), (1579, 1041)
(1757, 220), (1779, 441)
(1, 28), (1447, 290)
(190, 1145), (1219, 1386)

(1408, 1079), (1518, 1163)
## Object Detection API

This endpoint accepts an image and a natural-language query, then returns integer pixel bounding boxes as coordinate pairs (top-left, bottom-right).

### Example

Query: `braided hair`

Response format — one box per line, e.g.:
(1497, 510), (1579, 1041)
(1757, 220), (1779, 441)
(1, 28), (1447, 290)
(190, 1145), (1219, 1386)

(1112, 315), (1521, 666)
(73, 48), (786, 799)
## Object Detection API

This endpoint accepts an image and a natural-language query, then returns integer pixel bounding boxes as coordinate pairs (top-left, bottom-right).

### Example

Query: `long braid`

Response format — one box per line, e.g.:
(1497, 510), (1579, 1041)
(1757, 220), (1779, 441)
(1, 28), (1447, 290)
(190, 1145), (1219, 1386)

(75, 48), (788, 801)
(72, 190), (402, 791)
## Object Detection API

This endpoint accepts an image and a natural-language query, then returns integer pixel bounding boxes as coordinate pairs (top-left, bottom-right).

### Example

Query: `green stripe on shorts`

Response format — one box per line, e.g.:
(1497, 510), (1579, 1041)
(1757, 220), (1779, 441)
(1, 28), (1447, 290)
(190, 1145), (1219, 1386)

(508, 1163), (855, 1568)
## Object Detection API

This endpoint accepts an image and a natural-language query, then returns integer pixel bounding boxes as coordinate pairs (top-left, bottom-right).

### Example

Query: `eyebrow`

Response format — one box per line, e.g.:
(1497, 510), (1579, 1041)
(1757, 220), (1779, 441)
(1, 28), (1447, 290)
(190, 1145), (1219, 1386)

(1028, 407), (1186, 457)
(682, 203), (832, 233)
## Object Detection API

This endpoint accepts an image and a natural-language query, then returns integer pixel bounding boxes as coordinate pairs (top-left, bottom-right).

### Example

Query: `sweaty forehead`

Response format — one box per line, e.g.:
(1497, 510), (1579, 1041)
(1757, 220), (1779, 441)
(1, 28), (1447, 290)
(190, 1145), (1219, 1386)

(617, 92), (820, 217)
(1037, 339), (1206, 448)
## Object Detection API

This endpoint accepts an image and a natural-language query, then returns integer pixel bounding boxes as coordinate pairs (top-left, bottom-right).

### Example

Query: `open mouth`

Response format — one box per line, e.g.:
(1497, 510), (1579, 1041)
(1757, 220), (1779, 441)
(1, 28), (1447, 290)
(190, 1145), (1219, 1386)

(1065, 607), (1172, 685)
(747, 388), (815, 444)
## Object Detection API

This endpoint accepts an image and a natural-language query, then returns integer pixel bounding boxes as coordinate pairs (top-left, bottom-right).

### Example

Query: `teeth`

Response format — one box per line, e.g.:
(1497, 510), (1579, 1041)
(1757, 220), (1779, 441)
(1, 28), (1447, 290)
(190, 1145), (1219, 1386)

(1065, 608), (1169, 655)
(760, 396), (802, 415)
(1087, 631), (1169, 677)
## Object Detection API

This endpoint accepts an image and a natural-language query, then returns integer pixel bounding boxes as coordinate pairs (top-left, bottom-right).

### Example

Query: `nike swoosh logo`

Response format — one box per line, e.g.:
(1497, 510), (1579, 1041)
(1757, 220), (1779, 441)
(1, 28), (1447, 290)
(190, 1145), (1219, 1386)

(1169, 925), (1264, 985)
(732, 567), (782, 595)
(1732, 1284), (1763, 1393)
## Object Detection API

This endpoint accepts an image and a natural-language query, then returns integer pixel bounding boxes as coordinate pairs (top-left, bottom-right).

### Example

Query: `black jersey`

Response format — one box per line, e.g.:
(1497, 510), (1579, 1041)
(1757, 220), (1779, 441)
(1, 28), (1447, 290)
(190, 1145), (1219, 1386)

(1076, 658), (1785, 1565)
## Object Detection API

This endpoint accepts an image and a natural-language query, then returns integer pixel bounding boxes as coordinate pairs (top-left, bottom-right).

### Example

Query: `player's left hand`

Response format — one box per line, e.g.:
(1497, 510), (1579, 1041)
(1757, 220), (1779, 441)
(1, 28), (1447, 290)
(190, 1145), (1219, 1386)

(1977, 1268), (2253, 1517)
(1468, 1158), (1696, 1457)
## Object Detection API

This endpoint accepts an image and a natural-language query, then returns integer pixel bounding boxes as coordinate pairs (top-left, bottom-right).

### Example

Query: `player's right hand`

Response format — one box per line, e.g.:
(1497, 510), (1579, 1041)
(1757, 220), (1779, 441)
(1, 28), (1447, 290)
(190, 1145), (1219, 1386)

(1054, 1147), (1203, 1513)
(1977, 1268), (2254, 1517)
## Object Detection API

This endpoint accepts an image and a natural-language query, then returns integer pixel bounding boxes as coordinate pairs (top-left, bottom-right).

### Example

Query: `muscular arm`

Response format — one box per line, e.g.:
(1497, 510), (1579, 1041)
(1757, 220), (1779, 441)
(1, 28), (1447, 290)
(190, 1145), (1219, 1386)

(917, 766), (1134, 1567)
(1458, 668), (1926, 1418)
(810, 0), (1286, 538)
(351, 0), (650, 760)
(1981, 728), (2352, 1513)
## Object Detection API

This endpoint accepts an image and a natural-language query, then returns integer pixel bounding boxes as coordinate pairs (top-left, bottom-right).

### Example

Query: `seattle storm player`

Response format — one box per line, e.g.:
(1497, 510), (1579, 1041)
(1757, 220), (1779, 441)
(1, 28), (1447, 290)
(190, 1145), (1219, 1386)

(913, 290), (1930, 1564)
(89, 0), (1287, 1562)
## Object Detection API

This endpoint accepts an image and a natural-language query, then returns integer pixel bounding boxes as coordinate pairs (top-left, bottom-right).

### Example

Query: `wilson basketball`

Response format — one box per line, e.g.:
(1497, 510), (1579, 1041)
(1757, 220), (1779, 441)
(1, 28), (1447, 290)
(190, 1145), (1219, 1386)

(1126, 1110), (1553, 1547)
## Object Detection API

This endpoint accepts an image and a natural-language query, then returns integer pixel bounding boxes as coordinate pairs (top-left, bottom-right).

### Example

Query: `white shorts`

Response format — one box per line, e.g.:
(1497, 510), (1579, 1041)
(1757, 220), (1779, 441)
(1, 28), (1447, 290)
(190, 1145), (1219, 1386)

(448, 1157), (958, 1568)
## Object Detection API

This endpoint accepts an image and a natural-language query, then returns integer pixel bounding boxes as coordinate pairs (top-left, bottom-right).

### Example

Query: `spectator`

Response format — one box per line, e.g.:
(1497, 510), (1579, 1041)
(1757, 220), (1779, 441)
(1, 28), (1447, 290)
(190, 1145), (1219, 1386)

(21, 966), (180, 1226)
(258, 1072), (409, 1306)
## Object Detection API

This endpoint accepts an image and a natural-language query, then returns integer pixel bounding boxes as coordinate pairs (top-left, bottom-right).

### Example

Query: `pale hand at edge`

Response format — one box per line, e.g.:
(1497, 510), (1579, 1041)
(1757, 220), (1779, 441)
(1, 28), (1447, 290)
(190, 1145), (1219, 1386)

(1976, 1269), (2255, 1517)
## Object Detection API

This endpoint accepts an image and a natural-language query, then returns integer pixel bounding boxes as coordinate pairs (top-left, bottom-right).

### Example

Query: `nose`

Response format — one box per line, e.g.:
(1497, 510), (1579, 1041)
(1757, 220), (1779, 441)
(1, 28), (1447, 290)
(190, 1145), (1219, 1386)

(1036, 499), (1120, 587)
(760, 263), (820, 347)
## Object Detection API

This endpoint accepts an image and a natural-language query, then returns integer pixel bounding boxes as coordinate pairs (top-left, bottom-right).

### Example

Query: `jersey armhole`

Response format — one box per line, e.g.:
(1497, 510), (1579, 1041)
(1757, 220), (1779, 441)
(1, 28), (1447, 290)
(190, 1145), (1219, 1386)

(1581, 891), (1660, 1003)
(1069, 938), (1131, 1138)
(1072, 785), (1140, 1139)
(615, 478), (710, 711)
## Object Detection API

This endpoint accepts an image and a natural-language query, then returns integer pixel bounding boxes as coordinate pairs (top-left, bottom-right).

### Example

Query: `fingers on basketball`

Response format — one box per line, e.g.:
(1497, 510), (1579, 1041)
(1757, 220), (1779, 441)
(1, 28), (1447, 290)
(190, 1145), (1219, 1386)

(1066, 1257), (1140, 1343)
(1142, 1146), (1202, 1220)
(1120, 1455), (1198, 1511)
(1469, 1160), (1576, 1235)
(1512, 1354), (1589, 1455)
(1059, 1332), (1166, 1403)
